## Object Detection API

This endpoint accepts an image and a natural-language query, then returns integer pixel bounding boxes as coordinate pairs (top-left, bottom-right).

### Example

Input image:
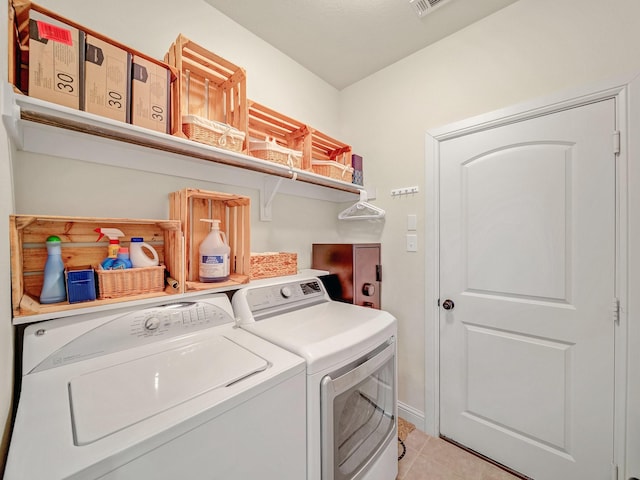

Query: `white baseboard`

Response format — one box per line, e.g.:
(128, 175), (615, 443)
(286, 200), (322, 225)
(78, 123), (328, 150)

(398, 401), (425, 432)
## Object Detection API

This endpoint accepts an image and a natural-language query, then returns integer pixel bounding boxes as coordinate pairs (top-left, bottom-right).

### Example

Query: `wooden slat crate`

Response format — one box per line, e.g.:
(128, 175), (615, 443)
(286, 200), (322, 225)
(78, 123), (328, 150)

(169, 188), (250, 291)
(309, 128), (353, 182)
(248, 100), (310, 167)
(9, 215), (183, 319)
(165, 34), (248, 151)
(9, 0), (181, 134)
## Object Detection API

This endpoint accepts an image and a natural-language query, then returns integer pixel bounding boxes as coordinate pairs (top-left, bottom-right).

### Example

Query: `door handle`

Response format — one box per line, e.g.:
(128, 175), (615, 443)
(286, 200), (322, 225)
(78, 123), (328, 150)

(442, 299), (455, 310)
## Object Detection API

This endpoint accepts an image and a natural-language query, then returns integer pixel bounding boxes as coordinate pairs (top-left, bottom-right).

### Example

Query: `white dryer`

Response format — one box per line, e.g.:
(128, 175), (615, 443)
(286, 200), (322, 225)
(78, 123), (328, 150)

(233, 275), (398, 480)
(5, 293), (306, 480)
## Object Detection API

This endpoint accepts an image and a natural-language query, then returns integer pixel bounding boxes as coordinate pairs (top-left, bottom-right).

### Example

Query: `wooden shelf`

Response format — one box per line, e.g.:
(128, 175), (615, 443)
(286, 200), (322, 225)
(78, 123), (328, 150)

(2, 83), (361, 204)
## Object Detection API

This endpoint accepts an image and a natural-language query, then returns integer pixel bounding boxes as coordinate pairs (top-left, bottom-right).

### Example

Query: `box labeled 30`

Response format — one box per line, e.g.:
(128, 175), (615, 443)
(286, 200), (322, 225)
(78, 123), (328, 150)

(28, 10), (85, 109)
(131, 55), (170, 133)
(84, 35), (131, 123)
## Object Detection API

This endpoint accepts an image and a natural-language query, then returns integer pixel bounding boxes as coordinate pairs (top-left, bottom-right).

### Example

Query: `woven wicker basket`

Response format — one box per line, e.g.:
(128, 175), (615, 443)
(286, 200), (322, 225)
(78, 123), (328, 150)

(250, 252), (297, 279)
(182, 115), (245, 153)
(311, 159), (354, 183)
(250, 138), (302, 169)
(96, 264), (166, 299)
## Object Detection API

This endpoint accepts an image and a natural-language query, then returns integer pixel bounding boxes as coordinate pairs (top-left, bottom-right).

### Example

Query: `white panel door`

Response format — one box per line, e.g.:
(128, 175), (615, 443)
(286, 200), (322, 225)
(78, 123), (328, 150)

(439, 99), (616, 480)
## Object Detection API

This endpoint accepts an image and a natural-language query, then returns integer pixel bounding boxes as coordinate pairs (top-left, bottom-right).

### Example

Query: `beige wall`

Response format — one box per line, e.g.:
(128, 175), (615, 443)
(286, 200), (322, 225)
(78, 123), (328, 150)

(4, 0), (640, 475)
(340, 0), (640, 427)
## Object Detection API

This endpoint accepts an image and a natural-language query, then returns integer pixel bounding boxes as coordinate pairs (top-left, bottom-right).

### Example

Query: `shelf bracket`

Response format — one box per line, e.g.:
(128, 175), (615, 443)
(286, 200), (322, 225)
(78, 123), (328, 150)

(260, 176), (284, 221)
(2, 83), (22, 149)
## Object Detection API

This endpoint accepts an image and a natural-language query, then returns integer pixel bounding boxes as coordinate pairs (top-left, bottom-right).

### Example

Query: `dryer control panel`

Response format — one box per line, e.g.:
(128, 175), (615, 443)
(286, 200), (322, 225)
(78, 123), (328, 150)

(235, 278), (330, 322)
(28, 298), (234, 373)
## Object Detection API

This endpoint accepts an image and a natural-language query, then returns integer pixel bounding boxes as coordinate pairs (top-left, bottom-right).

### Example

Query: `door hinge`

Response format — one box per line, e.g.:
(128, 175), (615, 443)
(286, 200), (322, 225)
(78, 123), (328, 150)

(613, 298), (621, 324)
(613, 130), (621, 155)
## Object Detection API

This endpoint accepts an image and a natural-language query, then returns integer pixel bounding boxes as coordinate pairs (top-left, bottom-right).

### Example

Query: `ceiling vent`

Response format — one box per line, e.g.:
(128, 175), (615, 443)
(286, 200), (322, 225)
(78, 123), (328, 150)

(409, 0), (453, 18)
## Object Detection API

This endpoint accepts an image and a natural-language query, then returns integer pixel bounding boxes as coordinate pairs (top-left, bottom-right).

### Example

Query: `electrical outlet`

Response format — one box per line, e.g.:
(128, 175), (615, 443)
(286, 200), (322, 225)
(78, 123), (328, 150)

(406, 234), (418, 252)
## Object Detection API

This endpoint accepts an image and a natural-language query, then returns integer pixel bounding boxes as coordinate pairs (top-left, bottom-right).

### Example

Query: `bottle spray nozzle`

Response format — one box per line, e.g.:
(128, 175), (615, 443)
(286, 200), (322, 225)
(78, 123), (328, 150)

(95, 228), (125, 242)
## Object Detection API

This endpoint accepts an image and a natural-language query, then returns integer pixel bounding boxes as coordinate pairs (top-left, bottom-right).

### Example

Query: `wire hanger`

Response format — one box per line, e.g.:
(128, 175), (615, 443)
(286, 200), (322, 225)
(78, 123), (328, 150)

(338, 190), (386, 221)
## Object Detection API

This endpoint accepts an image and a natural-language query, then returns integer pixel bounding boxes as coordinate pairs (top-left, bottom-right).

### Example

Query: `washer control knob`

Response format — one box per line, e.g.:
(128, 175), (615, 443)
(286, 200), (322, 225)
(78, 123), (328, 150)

(280, 286), (292, 298)
(144, 316), (161, 331)
(362, 283), (376, 296)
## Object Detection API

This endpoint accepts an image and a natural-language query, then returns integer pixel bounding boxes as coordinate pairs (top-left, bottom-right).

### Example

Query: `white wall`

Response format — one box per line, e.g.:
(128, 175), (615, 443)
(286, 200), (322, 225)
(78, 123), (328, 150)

(340, 0), (640, 436)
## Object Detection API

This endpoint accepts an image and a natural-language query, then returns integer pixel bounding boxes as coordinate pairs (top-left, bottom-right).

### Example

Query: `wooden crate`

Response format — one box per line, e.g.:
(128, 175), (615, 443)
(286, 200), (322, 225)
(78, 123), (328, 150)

(169, 188), (250, 291)
(308, 128), (353, 182)
(309, 128), (352, 166)
(165, 34), (248, 151)
(248, 100), (310, 167)
(9, 1), (181, 134)
(9, 215), (183, 319)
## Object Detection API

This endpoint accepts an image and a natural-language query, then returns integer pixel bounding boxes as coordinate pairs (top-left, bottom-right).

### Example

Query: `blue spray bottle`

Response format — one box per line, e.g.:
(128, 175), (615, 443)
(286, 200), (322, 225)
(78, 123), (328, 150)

(40, 235), (67, 304)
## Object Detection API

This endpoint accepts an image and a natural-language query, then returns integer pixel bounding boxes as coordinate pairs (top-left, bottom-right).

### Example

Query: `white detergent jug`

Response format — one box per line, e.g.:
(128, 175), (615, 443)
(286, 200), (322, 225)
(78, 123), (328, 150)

(199, 219), (230, 282)
(129, 237), (160, 268)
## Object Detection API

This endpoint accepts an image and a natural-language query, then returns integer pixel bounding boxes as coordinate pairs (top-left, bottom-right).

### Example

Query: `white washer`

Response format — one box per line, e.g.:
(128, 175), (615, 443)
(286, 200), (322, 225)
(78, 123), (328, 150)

(233, 275), (398, 480)
(5, 294), (306, 480)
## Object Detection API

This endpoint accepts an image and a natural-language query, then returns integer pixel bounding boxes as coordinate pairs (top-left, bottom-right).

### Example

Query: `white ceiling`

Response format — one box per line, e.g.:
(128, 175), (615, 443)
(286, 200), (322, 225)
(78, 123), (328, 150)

(203, 0), (519, 90)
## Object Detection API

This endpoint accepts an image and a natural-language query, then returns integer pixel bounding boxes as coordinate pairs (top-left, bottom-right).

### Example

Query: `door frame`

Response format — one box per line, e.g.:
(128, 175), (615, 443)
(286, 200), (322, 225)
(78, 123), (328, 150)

(424, 73), (640, 478)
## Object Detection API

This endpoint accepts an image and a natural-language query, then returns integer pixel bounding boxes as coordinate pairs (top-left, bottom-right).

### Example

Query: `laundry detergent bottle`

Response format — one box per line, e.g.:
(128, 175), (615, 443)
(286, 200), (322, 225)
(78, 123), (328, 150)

(129, 237), (160, 268)
(199, 219), (230, 282)
(40, 235), (67, 304)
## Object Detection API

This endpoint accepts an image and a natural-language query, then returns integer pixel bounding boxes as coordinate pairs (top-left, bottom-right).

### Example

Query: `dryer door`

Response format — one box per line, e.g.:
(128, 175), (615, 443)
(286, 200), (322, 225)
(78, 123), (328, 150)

(320, 340), (396, 480)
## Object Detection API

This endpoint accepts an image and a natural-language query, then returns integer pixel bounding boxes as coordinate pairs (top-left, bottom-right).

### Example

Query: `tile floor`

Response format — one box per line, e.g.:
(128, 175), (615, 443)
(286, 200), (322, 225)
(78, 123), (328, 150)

(397, 428), (521, 480)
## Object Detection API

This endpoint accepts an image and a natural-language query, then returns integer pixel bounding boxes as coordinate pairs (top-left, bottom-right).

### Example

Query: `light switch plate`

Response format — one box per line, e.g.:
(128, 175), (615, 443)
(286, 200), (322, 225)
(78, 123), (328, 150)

(406, 233), (418, 252)
(407, 214), (417, 231)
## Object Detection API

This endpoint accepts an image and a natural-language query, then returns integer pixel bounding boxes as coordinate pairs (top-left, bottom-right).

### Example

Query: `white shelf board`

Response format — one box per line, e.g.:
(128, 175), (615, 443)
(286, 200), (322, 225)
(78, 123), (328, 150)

(3, 83), (360, 203)
(12, 269), (330, 325)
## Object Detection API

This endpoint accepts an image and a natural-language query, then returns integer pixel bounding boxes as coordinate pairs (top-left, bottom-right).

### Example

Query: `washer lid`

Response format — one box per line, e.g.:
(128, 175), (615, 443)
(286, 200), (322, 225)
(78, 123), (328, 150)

(69, 336), (268, 445)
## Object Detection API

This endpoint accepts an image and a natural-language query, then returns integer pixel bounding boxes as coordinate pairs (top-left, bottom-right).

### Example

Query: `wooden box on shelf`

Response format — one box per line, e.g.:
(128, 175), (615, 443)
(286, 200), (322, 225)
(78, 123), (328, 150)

(169, 188), (251, 291)
(165, 34), (248, 152)
(309, 128), (353, 182)
(9, 215), (183, 319)
(248, 100), (309, 168)
(9, 0), (180, 134)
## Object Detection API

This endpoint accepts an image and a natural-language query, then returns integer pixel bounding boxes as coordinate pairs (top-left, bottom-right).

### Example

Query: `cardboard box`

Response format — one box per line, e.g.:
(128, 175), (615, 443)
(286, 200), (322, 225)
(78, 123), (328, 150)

(131, 55), (171, 133)
(84, 35), (131, 122)
(28, 10), (84, 109)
